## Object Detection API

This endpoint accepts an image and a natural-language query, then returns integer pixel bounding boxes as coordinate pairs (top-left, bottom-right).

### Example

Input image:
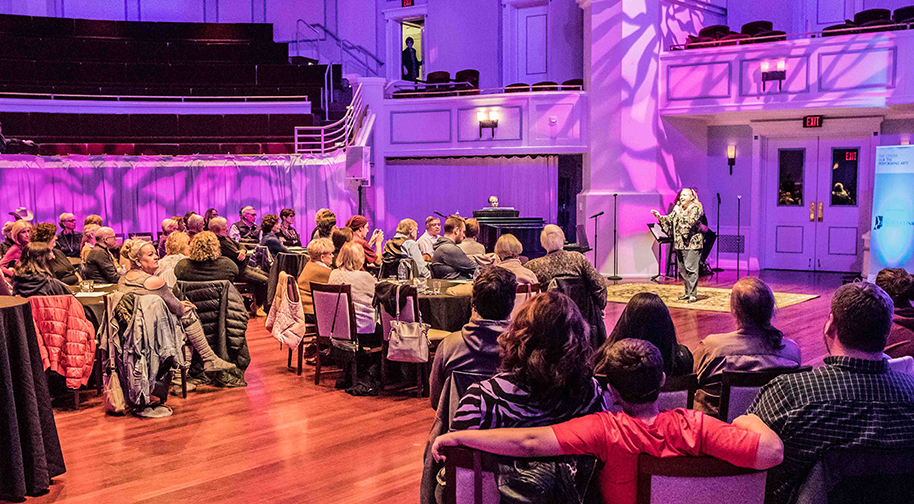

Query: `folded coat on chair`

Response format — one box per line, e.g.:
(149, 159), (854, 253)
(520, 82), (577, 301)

(173, 280), (251, 373)
(29, 295), (96, 389)
(266, 271), (307, 348)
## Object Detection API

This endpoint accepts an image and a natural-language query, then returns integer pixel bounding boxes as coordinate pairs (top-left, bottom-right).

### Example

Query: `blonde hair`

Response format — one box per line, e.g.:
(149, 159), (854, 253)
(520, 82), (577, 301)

(540, 224), (565, 253)
(58, 212), (75, 226)
(84, 214), (103, 227)
(165, 231), (190, 256)
(336, 242), (365, 271)
(188, 231), (221, 261)
(495, 233), (523, 260)
(161, 218), (177, 233)
(396, 218), (418, 236)
(307, 237), (334, 260)
(121, 238), (155, 267)
(10, 220), (32, 246)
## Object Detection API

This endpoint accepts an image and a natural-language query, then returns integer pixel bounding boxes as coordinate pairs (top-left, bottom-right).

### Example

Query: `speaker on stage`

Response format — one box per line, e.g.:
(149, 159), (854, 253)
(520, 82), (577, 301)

(346, 146), (370, 181)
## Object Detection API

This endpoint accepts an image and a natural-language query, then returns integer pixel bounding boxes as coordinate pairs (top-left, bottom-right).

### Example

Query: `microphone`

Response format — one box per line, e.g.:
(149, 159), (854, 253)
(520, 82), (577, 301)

(737, 195), (742, 200)
(589, 211), (604, 219)
(716, 193), (721, 204)
(433, 211), (446, 217)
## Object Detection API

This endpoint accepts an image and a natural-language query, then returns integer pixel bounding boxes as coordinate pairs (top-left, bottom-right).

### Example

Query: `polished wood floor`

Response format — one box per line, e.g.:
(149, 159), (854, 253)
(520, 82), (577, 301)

(14, 270), (844, 504)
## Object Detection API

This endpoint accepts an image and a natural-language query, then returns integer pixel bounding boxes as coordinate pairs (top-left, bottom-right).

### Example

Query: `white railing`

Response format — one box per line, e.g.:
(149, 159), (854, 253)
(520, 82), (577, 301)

(294, 83), (369, 154)
(384, 80), (584, 99)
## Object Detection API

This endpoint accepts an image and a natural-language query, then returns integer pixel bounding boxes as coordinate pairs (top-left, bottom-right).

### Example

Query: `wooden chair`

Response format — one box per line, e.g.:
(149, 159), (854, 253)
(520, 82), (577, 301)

(504, 82), (530, 93)
(454, 69), (480, 95)
(657, 373), (698, 411)
(510, 283), (540, 320)
(442, 446), (500, 504)
(378, 284), (450, 396)
(792, 448), (914, 504)
(311, 282), (382, 386)
(637, 454), (767, 504)
(719, 366), (811, 422)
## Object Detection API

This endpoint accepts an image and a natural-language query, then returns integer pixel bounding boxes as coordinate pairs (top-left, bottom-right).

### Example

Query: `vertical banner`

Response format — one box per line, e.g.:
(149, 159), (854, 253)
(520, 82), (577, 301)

(869, 145), (914, 279)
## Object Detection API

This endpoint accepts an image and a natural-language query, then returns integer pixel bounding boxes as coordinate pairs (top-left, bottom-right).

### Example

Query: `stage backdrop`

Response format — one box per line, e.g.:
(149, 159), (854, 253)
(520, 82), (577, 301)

(0, 154), (355, 239)
(384, 155), (558, 227)
(869, 145), (914, 279)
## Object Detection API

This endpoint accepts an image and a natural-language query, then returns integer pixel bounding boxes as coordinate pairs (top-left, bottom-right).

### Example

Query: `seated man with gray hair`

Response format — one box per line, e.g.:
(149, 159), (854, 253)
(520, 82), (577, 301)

(57, 212), (82, 258)
(210, 216), (269, 315)
(186, 213), (205, 240)
(525, 224), (606, 303)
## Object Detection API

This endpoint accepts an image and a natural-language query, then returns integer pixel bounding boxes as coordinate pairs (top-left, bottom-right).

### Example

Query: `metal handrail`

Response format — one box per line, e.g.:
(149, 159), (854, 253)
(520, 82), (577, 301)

(294, 19), (383, 76)
(669, 19), (914, 51)
(384, 80), (584, 98)
(294, 83), (369, 154)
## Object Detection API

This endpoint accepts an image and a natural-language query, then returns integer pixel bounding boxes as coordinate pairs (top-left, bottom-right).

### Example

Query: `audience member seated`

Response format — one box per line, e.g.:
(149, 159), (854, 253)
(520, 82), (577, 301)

(117, 239), (242, 404)
(230, 206), (260, 243)
(203, 208), (219, 231)
(278, 208), (302, 248)
(381, 218), (429, 278)
(1, 220), (32, 276)
(417, 216), (442, 259)
(32, 223), (79, 285)
(186, 214), (205, 240)
(331, 227), (353, 269)
(433, 339), (784, 504)
(259, 214), (289, 257)
(0, 221), (14, 256)
(311, 208), (335, 241)
(747, 282), (914, 504)
(211, 217), (268, 313)
(457, 218), (486, 256)
(430, 266), (516, 408)
(56, 213), (82, 258)
(297, 237), (334, 322)
(175, 231), (239, 282)
(79, 224), (100, 262)
(155, 231), (190, 288)
(12, 242), (72, 297)
(451, 291), (606, 432)
(328, 243), (379, 339)
(604, 292), (693, 377)
(158, 218), (178, 258)
(877, 268), (914, 359)
(693, 277), (801, 417)
(431, 216), (477, 280)
(84, 214), (103, 228)
(346, 215), (383, 268)
(526, 224), (607, 302)
(83, 227), (124, 283)
(493, 234), (538, 285)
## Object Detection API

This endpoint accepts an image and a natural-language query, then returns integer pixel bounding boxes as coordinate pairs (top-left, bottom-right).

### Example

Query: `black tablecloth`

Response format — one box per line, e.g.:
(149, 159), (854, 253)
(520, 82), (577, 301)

(0, 296), (65, 501)
(417, 293), (472, 333)
(266, 252), (309, 309)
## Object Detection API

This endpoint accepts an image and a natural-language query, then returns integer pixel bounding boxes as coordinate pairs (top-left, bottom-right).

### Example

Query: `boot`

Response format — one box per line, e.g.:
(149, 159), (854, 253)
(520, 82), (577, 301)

(184, 321), (238, 373)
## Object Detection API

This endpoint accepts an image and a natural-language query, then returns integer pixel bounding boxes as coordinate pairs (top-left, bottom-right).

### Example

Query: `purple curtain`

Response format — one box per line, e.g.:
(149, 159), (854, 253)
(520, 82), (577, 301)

(383, 155), (558, 229)
(0, 154), (355, 237)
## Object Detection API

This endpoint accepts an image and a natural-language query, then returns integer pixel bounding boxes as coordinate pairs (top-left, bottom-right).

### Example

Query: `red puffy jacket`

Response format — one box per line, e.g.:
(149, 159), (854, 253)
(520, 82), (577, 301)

(29, 295), (96, 389)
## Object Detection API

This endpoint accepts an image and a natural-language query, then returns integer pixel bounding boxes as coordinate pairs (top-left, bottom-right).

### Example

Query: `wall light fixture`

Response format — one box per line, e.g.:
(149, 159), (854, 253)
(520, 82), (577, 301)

(761, 59), (787, 92)
(727, 144), (736, 175)
(477, 109), (499, 138)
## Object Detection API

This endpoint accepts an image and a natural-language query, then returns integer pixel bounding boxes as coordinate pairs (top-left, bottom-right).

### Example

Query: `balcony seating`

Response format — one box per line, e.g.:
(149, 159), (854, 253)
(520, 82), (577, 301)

(453, 69), (480, 96)
(754, 30), (787, 42)
(698, 25), (730, 40)
(561, 78), (584, 90)
(505, 82), (530, 93)
(854, 8), (891, 26)
(685, 35), (716, 49)
(532, 81), (559, 91)
(740, 21), (773, 36)
(719, 33), (751, 46)
(897, 6), (914, 23)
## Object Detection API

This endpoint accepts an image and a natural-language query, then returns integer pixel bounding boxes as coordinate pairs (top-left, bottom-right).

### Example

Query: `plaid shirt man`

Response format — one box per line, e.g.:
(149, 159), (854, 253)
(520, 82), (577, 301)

(747, 356), (914, 504)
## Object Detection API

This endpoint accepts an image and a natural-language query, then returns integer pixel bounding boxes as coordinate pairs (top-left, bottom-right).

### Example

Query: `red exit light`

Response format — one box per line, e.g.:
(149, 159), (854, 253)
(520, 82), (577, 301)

(402, 0), (414, 6)
(846, 151), (857, 161)
(803, 115), (822, 128)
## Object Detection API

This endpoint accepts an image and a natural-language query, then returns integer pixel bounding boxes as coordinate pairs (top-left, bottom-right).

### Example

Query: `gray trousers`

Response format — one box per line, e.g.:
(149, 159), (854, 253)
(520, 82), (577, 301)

(677, 249), (700, 297)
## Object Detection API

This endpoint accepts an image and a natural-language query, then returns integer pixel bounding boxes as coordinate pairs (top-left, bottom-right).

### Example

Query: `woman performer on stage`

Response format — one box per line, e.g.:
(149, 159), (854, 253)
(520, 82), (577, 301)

(651, 188), (704, 303)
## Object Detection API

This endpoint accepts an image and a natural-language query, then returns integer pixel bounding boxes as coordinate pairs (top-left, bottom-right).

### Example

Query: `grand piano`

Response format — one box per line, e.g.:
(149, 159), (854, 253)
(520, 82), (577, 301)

(472, 208), (546, 259)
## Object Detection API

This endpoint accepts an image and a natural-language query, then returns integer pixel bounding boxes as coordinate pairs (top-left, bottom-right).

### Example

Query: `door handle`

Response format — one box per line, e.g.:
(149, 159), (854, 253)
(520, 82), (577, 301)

(810, 202), (815, 222)
(818, 202), (824, 222)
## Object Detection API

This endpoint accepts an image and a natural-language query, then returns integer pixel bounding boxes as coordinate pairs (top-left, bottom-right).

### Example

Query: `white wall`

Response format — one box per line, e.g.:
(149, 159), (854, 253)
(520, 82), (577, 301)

(707, 125), (754, 228)
(881, 118), (914, 146)
(427, 0), (501, 89)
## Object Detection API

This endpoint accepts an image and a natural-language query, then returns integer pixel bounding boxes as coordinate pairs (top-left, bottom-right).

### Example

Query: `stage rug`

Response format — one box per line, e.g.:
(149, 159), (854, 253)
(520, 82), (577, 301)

(606, 283), (819, 313)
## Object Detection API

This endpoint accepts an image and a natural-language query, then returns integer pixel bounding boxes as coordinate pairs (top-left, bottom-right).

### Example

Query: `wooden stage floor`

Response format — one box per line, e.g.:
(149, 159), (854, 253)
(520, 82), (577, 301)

(15, 270), (844, 504)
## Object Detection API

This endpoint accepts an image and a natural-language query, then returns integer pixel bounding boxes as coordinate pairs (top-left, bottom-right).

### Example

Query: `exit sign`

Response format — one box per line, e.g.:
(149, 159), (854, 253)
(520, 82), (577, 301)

(402, 0), (413, 6)
(803, 115), (823, 128)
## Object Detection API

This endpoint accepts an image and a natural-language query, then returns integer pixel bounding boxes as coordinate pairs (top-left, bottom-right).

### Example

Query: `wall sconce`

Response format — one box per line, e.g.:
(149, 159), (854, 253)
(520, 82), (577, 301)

(477, 109), (499, 138)
(727, 144), (736, 175)
(761, 59), (787, 92)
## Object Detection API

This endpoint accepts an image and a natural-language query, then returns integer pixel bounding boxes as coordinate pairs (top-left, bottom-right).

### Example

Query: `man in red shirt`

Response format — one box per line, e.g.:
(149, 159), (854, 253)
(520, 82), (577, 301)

(432, 339), (783, 504)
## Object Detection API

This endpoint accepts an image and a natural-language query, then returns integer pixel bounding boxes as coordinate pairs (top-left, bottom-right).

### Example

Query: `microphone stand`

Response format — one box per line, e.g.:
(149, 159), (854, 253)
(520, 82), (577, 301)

(712, 192), (724, 273)
(736, 195), (742, 280)
(605, 194), (621, 281)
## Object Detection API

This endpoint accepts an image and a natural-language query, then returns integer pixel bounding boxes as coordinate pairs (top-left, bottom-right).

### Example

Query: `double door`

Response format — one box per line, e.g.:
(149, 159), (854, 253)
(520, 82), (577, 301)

(764, 136), (869, 272)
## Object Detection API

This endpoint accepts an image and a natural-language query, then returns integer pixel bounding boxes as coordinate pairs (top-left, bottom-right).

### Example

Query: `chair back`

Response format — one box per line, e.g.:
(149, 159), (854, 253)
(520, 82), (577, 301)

(657, 373), (698, 411)
(442, 446), (501, 504)
(546, 276), (607, 349)
(505, 82), (530, 93)
(719, 366), (811, 422)
(128, 232), (154, 242)
(379, 285), (420, 341)
(793, 448), (914, 504)
(311, 282), (356, 341)
(448, 370), (493, 426)
(510, 283), (541, 320)
(380, 257), (418, 280)
(637, 454), (767, 504)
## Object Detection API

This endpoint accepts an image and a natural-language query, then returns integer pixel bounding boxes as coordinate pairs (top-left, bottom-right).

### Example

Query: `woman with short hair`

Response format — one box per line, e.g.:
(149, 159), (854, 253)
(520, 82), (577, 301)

(12, 242), (72, 297)
(0, 220), (32, 276)
(297, 237), (334, 318)
(451, 291), (605, 431)
(524, 224), (605, 302)
(328, 242), (379, 338)
(80, 224), (100, 262)
(278, 208), (302, 248)
(31, 222), (79, 285)
(259, 214), (289, 257)
(156, 231), (190, 287)
(174, 231), (239, 282)
(692, 277), (801, 417)
(381, 218), (429, 278)
(493, 233), (537, 285)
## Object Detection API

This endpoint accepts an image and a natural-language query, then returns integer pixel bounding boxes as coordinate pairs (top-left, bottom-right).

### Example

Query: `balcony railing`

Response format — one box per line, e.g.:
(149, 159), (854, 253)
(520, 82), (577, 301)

(294, 83), (370, 154)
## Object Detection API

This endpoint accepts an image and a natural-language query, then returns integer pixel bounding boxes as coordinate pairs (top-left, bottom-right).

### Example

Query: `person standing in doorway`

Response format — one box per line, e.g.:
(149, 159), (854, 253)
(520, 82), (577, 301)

(402, 37), (422, 82)
(651, 188), (704, 303)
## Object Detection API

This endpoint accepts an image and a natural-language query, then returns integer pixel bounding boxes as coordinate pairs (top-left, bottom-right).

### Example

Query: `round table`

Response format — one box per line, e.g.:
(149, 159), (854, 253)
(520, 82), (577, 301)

(376, 280), (473, 333)
(0, 296), (66, 500)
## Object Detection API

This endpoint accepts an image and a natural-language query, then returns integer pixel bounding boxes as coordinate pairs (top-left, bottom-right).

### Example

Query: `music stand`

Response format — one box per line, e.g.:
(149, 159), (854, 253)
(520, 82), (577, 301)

(648, 223), (673, 283)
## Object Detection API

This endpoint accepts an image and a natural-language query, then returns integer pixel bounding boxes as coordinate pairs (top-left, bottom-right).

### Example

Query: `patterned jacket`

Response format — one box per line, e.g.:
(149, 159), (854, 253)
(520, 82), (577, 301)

(659, 202), (704, 250)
